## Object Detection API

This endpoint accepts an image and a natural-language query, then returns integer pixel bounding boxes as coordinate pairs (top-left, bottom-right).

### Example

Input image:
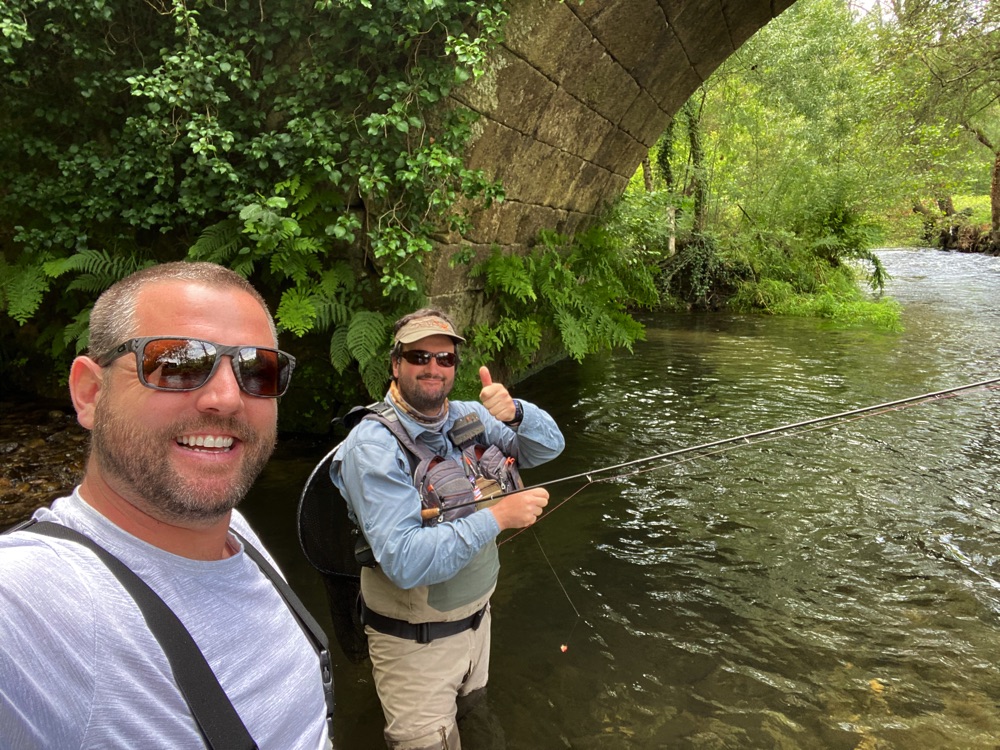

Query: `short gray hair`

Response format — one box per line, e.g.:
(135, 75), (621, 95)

(87, 261), (277, 356)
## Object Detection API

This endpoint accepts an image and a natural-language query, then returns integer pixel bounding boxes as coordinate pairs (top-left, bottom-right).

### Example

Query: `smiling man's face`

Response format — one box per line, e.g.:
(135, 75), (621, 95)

(392, 333), (457, 416)
(88, 281), (279, 523)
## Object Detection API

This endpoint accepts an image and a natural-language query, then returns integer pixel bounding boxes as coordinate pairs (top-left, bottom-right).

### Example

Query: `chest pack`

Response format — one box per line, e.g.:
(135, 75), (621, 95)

(366, 401), (523, 527)
(295, 400), (522, 662)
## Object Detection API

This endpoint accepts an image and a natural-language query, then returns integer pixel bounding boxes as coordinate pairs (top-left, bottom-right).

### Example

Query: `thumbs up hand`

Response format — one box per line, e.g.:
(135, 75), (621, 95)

(479, 366), (517, 423)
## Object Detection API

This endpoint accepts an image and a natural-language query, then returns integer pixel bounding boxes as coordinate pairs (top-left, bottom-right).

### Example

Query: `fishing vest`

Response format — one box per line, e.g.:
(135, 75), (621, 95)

(354, 402), (523, 623)
(296, 401), (524, 656)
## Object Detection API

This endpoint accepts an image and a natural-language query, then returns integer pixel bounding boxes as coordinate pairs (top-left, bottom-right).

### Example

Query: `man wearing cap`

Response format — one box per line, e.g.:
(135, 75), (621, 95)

(330, 308), (565, 749)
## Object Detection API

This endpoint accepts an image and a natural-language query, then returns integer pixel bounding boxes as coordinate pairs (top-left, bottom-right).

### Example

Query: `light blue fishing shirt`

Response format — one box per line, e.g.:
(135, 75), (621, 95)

(329, 395), (564, 590)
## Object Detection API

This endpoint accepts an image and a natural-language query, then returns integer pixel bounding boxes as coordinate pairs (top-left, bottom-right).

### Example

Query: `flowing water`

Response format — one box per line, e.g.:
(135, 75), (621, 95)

(242, 248), (1000, 749)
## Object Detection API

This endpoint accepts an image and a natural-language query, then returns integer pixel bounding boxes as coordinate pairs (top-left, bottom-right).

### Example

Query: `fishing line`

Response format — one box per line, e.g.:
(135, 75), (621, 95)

(530, 529), (580, 652)
(524, 394), (927, 530)
(497, 377), (999, 648)
(490, 376), (1000, 538)
(524, 376), (1000, 496)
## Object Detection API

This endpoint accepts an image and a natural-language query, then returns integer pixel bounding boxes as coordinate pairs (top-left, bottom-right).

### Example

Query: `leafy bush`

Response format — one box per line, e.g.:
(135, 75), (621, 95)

(0, 0), (507, 423)
(724, 228), (900, 329)
(655, 233), (748, 310)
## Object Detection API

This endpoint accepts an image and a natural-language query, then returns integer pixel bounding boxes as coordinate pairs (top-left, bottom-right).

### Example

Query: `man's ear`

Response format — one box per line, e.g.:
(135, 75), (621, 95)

(69, 356), (104, 431)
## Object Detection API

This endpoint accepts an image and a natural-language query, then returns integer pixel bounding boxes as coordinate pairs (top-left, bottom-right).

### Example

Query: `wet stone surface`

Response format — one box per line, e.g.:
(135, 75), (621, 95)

(0, 399), (88, 528)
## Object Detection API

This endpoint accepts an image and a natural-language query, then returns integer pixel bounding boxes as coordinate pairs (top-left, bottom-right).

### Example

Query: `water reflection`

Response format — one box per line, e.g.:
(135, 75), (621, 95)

(244, 249), (1000, 749)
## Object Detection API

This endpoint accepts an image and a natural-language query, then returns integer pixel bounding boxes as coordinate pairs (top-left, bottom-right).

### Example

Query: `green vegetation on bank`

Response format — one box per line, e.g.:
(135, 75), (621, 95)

(955, 196), (994, 228)
(459, 227), (657, 390)
(582, 0), (998, 333)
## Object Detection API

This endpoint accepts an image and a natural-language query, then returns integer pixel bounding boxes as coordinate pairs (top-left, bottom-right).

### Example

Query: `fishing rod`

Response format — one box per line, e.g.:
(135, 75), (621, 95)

(420, 375), (1000, 521)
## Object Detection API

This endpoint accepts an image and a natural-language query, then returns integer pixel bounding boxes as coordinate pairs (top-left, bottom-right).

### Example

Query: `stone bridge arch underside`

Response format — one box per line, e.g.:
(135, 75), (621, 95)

(424, 0), (795, 318)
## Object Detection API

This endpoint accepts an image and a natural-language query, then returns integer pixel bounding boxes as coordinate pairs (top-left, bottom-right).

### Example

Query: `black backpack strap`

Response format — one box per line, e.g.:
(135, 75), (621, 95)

(363, 402), (437, 469)
(332, 400), (431, 477)
(21, 521), (257, 750)
(234, 532), (335, 739)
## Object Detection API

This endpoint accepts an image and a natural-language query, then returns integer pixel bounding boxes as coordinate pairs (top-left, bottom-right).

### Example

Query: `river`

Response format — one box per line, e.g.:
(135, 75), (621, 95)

(241, 248), (1000, 749)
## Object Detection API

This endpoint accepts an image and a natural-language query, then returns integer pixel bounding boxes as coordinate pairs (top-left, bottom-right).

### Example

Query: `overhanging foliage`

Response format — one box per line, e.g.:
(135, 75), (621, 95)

(0, 0), (507, 418)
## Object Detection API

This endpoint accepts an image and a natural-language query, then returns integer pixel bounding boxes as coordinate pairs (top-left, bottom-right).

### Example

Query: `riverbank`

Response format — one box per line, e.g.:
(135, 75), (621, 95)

(0, 398), (87, 528)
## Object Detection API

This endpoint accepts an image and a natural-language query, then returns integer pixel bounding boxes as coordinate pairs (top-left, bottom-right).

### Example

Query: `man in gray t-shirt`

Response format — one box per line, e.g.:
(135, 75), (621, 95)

(0, 262), (330, 749)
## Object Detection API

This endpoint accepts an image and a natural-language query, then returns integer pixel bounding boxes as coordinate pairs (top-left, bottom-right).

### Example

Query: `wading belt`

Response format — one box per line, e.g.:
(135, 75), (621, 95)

(359, 598), (488, 644)
(13, 520), (335, 750)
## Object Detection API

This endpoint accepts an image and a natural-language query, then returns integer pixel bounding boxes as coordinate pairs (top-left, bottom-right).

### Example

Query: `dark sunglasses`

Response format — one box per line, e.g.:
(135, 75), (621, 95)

(94, 337), (296, 398)
(398, 350), (457, 368)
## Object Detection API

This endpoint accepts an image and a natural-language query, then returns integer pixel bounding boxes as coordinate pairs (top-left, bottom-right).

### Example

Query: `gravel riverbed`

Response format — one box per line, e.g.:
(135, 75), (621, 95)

(0, 399), (88, 528)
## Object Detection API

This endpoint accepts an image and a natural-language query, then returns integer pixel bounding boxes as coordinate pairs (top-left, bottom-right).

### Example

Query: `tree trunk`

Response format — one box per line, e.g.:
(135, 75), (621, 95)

(668, 205), (677, 257)
(912, 199), (937, 244)
(641, 156), (653, 192)
(654, 122), (678, 255)
(967, 126), (1000, 251)
(686, 101), (707, 232)
(654, 122), (675, 190)
(991, 149), (1000, 241)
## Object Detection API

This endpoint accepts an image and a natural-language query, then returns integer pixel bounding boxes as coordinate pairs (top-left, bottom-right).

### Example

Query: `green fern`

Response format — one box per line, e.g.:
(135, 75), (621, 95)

(468, 230), (653, 369)
(63, 308), (92, 354)
(314, 299), (351, 334)
(4, 263), (50, 324)
(471, 251), (536, 303)
(42, 249), (112, 279)
(270, 244), (323, 285)
(228, 255), (260, 278)
(329, 326), (352, 374)
(311, 264), (357, 332)
(189, 219), (243, 263)
(346, 311), (390, 367)
(468, 316), (542, 371)
(41, 250), (154, 297)
(43, 249), (146, 280)
(275, 287), (319, 337)
(553, 309), (589, 361)
(359, 354), (391, 400)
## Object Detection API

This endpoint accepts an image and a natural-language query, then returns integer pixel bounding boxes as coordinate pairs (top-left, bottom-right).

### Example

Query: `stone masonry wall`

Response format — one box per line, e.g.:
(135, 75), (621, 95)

(425, 0), (795, 325)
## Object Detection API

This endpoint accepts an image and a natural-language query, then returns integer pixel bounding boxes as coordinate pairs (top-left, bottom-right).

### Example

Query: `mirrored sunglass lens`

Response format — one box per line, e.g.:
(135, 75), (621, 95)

(434, 353), (456, 367)
(237, 347), (287, 397)
(142, 339), (216, 390)
(404, 351), (431, 365)
(402, 350), (455, 367)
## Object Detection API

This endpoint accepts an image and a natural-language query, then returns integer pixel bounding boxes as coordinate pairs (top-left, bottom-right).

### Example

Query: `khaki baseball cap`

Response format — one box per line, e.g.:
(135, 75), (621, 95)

(394, 316), (466, 344)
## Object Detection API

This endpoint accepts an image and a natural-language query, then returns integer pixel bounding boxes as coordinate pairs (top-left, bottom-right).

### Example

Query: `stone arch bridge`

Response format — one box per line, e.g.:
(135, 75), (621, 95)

(426, 0), (795, 316)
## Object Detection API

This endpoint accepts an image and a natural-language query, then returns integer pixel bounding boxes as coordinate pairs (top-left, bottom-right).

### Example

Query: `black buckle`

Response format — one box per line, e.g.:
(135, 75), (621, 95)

(319, 649), (335, 739)
(471, 604), (487, 631)
(416, 622), (432, 644)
